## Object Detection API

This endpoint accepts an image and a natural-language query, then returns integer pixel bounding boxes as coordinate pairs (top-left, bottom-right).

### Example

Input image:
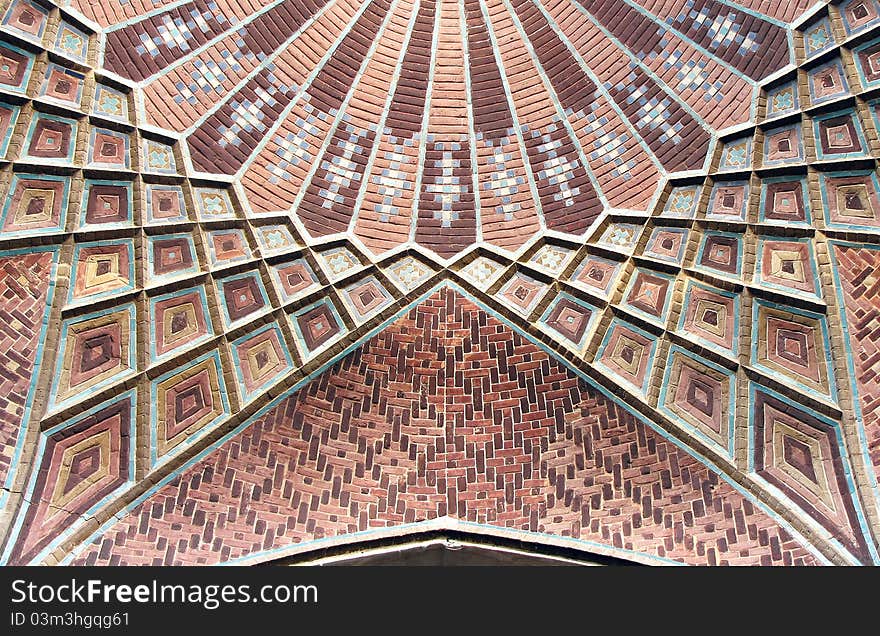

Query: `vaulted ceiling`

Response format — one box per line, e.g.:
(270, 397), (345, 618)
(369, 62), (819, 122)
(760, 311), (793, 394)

(0, 0), (879, 565)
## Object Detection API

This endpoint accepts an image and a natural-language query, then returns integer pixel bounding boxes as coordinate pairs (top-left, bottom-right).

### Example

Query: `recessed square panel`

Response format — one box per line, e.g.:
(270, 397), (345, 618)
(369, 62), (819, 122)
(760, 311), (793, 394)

(147, 234), (199, 283)
(760, 177), (810, 226)
(2, 0), (49, 42)
(24, 113), (77, 162)
(80, 180), (132, 228)
(1, 173), (70, 236)
(291, 298), (346, 360)
(570, 253), (622, 298)
(145, 185), (187, 224)
(270, 258), (320, 303)
(497, 272), (547, 317)
(217, 271), (271, 328)
(68, 240), (135, 305)
(39, 64), (84, 107)
(707, 181), (748, 221)
(821, 170), (880, 230)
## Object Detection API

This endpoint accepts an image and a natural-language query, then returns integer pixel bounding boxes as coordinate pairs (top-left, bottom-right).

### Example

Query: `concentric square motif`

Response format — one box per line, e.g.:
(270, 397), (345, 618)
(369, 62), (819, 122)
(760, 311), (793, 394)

(146, 234), (199, 283)
(88, 127), (130, 169)
(595, 223), (641, 253)
(755, 237), (820, 298)
(256, 225), (297, 255)
(569, 253), (622, 298)
(145, 185), (187, 224)
(622, 267), (674, 325)
(291, 298), (346, 360)
(92, 84), (128, 122)
(0, 41), (34, 93)
(760, 177), (811, 226)
(68, 240), (135, 305)
(386, 256), (434, 292)
(766, 82), (798, 118)
(48, 304), (137, 411)
(0, 101), (20, 158)
(269, 258), (320, 303)
(5, 393), (135, 566)
(855, 36), (880, 91)
(80, 180), (132, 228)
(341, 276), (394, 324)
(762, 123), (803, 167)
(751, 300), (835, 401)
(2, 0), (48, 42)
(193, 188), (235, 221)
(149, 285), (214, 363)
(594, 319), (658, 397)
(1, 173), (70, 236)
(38, 64), (84, 107)
(719, 137), (752, 171)
(813, 110), (868, 159)
(216, 271), (271, 328)
(497, 272), (547, 317)
(707, 181), (749, 221)
(661, 185), (700, 219)
(142, 139), (177, 174)
(459, 256), (504, 290)
(677, 280), (739, 357)
(54, 21), (88, 62)
(206, 229), (252, 268)
(24, 113), (77, 162)
(318, 247), (362, 282)
(807, 59), (850, 105)
(659, 347), (736, 459)
(820, 170), (880, 229)
(538, 293), (597, 351)
(803, 17), (835, 59)
(751, 387), (870, 562)
(841, 0), (880, 35)
(230, 322), (294, 404)
(642, 227), (689, 264)
(696, 231), (742, 278)
(150, 350), (229, 468)
(529, 244), (574, 275)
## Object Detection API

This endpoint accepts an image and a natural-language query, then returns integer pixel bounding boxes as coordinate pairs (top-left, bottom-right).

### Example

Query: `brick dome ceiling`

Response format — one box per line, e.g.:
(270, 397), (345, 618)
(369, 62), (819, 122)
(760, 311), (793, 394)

(1, 0), (880, 566)
(90, 0), (794, 259)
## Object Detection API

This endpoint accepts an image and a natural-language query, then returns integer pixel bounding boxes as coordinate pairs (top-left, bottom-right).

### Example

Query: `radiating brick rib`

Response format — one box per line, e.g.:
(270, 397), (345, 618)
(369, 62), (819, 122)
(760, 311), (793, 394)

(482, 1), (602, 234)
(142, 0), (330, 131)
(295, 0), (413, 237)
(834, 245), (880, 491)
(522, 0), (709, 173)
(0, 252), (54, 507)
(464, 0), (541, 250)
(552, 0), (754, 132)
(69, 289), (820, 566)
(628, 0), (790, 79)
(71, 0), (189, 28)
(102, 0), (278, 82)
(189, 0), (381, 176)
(720, 0), (815, 23)
(353, 0), (437, 255)
(527, 0), (662, 209)
(414, 0), (478, 259)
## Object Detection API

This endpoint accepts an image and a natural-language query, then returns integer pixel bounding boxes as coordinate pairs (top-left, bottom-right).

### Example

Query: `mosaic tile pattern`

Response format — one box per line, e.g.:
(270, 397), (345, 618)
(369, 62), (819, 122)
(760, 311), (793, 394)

(1, 1), (879, 568)
(68, 290), (822, 566)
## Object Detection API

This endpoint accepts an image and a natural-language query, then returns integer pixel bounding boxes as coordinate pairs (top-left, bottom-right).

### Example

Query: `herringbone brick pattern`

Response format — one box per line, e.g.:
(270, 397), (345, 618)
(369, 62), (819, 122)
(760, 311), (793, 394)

(73, 290), (818, 565)
(0, 252), (54, 496)
(834, 245), (880, 483)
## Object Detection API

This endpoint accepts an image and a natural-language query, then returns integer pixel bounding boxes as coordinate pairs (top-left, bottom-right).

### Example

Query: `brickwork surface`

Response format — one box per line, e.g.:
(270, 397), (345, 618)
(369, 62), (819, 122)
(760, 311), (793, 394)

(73, 290), (819, 565)
(0, 251), (54, 496)
(834, 245), (880, 484)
